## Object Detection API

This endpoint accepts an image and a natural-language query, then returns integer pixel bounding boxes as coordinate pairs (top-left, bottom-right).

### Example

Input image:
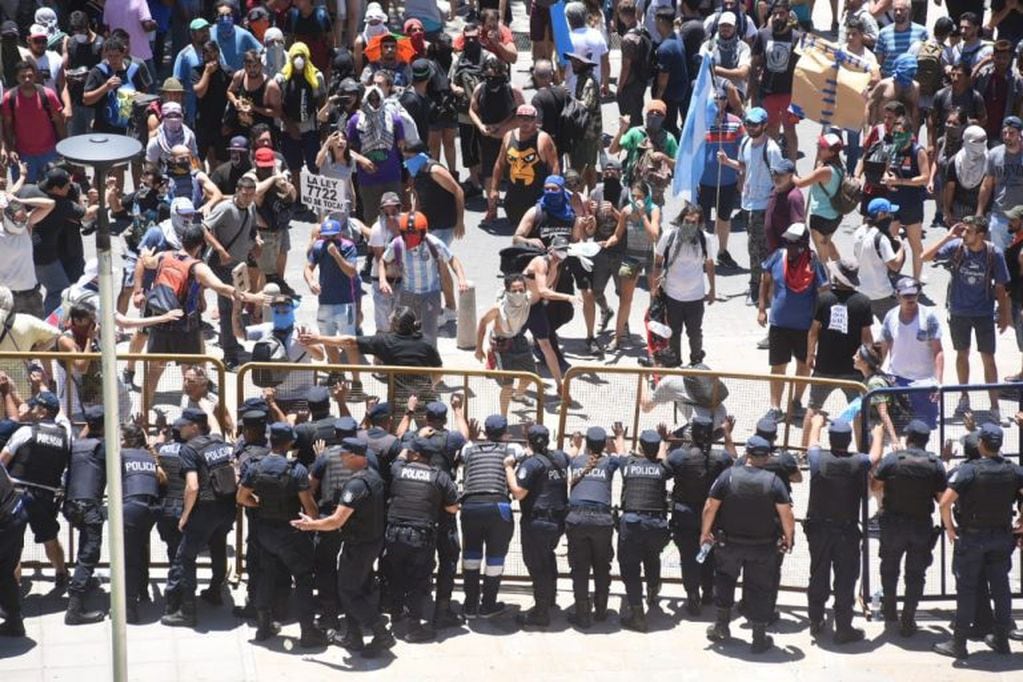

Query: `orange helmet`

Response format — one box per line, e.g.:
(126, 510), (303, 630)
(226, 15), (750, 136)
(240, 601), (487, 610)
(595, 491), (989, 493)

(398, 211), (428, 232)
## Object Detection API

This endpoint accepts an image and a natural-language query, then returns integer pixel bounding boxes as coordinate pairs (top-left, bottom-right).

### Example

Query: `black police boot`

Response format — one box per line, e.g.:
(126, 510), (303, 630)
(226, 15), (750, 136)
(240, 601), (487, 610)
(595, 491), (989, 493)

(363, 619), (396, 658)
(899, 606), (918, 638)
(199, 587), (223, 606)
(833, 625), (865, 645)
(125, 602), (140, 625)
(433, 599), (465, 629)
(593, 592), (609, 622)
(64, 594), (105, 625)
(516, 606), (551, 629)
(164, 590), (181, 617)
(405, 619), (436, 643)
(685, 594), (702, 616)
(881, 597), (898, 625)
(336, 622), (364, 651)
(620, 604), (648, 633)
(299, 623), (330, 648)
(160, 597), (197, 628)
(567, 598), (593, 629)
(706, 607), (731, 642)
(254, 611), (280, 641)
(0, 616), (26, 637)
(1010, 628), (1023, 641)
(750, 622), (774, 654)
(933, 631), (969, 658)
(984, 630), (1011, 654)
(646, 580), (661, 609)
(232, 600), (256, 620)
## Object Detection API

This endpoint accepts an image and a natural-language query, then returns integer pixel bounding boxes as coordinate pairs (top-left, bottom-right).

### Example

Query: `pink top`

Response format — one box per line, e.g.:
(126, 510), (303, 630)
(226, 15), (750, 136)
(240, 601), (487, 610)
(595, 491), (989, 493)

(103, 0), (154, 61)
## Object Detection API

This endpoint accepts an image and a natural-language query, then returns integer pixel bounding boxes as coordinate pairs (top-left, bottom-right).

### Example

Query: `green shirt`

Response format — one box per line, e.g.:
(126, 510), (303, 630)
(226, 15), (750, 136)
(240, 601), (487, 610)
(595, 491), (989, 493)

(618, 126), (679, 180)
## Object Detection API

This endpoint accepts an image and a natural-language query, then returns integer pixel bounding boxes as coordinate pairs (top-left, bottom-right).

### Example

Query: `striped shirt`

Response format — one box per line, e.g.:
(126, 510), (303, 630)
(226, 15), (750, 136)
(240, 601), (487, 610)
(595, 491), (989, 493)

(382, 233), (452, 295)
(875, 22), (929, 77)
(702, 113), (745, 186)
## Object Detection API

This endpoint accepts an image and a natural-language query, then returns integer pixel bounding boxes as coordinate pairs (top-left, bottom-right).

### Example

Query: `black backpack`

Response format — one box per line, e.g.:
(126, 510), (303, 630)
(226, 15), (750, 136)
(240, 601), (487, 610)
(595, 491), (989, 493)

(559, 84), (593, 156)
(499, 244), (546, 276)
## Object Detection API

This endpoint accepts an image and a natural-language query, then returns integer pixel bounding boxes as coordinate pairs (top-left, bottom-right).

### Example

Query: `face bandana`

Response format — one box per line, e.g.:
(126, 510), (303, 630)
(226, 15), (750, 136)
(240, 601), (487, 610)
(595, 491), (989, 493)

(217, 14), (235, 35)
(893, 54), (918, 88)
(163, 116), (183, 133)
(272, 306), (295, 332)
(645, 114), (663, 132)
(404, 153), (430, 177)
(403, 231), (425, 249)
(891, 130), (912, 150)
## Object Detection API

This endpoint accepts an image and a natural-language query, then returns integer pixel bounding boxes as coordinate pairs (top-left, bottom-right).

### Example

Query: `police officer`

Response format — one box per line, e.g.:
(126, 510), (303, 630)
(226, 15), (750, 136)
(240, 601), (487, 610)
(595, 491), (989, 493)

(231, 410), (274, 620)
(506, 424), (568, 629)
(460, 414), (520, 619)
(360, 402), (398, 478)
(155, 418), (189, 617)
(565, 426), (621, 629)
(120, 423), (161, 624)
(162, 408), (238, 628)
(308, 415), (361, 631)
(934, 423), (1023, 658)
(666, 415), (733, 616)
(616, 429), (671, 633)
(0, 455), (28, 636)
(804, 416), (871, 644)
(62, 405), (108, 625)
(702, 436), (795, 654)
(0, 392), (71, 590)
(293, 386), (341, 467)
(383, 435), (459, 643)
(873, 419), (947, 637)
(293, 437), (395, 657)
(237, 422), (329, 647)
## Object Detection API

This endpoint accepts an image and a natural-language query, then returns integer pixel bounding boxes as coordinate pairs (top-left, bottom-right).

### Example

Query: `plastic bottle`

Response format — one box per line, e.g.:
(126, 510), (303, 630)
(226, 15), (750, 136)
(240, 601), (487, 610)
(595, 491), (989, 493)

(869, 590), (882, 620)
(696, 542), (713, 564)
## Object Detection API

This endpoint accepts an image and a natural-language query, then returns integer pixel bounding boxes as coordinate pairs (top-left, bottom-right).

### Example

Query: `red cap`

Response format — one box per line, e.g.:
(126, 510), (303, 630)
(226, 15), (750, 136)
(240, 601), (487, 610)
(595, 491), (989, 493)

(254, 147), (276, 168)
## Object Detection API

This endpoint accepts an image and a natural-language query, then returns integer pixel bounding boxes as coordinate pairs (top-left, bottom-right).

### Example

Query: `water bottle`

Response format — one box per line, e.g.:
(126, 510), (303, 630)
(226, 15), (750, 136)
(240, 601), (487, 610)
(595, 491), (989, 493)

(696, 542), (713, 564)
(869, 590), (882, 621)
(837, 396), (863, 423)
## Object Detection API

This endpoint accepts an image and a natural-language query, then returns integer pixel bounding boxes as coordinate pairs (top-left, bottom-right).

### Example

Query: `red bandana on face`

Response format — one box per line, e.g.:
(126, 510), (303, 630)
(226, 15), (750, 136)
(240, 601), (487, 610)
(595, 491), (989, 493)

(783, 247), (814, 294)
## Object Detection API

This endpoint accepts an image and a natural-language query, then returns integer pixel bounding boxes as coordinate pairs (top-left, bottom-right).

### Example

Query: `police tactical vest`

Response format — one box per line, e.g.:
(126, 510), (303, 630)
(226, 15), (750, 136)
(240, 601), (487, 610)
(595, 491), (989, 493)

(189, 434), (237, 503)
(298, 417), (339, 464)
(621, 455), (668, 513)
(716, 466), (779, 544)
(9, 421), (69, 489)
(521, 451), (568, 518)
(958, 457), (1020, 530)
(236, 443), (272, 475)
(365, 429), (397, 461)
(388, 460), (443, 525)
(157, 442), (186, 506)
(760, 451), (796, 493)
(807, 450), (867, 524)
(318, 448), (353, 512)
(0, 464), (20, 521)
(122, 447), (159, 499)
(569, 454), (615, 508)
(253, 455), (299, 523)
(66, 437), (106, 502)
(427, 429), (461, 476)
(670, 446), (729, 508)
(882, 449), (941, 519)
(337, 468), (385, 542)
(461, 441), (511, 500)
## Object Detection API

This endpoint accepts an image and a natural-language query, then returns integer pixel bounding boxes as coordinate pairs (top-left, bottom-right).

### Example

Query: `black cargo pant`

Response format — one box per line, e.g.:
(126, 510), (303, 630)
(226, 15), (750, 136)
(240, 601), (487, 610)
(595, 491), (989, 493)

(952, 528), (1016, 636)
(565, 508), (615, 606)
(805, 519), (861, 629)
(63, 500), (104, 596)
(123, 498), (157, 605)
(435, 512), (460, 603)
(617, 512), (669, 607)
(520, 513), (564, 609)
(314, 528), (343, 620)
(878, 512), (937, 620)
(673, 504), (714, 601)
(255, 521), (317, 627)
(383, 524), (436, 620)
(338, 538), (384, 630)
(0, 502), (28, 621)
(713, 540), (780, 624)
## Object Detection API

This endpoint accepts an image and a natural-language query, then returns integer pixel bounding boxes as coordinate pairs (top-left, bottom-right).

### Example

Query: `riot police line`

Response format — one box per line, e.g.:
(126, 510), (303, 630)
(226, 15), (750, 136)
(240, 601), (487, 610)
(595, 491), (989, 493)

(0, 361), (1022, 660)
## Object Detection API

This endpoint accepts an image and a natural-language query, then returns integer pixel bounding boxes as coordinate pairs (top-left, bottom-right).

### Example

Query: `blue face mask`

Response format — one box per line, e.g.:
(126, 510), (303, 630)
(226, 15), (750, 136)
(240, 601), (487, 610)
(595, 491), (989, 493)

(543, 189), (565, 211)
(404, 153), (430, 177)
(271, 306), (295, 331)
(217, 14), (234, 31)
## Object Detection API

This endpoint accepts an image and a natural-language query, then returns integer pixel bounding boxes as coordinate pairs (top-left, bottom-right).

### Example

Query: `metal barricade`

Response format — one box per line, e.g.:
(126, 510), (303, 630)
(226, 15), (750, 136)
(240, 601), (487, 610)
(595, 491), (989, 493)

(858, 381), (1023, 607)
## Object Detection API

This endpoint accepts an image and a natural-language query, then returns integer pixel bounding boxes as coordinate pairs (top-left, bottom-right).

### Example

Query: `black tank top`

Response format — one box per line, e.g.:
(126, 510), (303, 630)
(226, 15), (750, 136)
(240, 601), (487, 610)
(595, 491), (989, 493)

(479, 83), (514, 126)
(504, 132), (548, 210)
(239, 75), (274, 130)
(414, 162), (457, 229)
(529, 208), (575, 248)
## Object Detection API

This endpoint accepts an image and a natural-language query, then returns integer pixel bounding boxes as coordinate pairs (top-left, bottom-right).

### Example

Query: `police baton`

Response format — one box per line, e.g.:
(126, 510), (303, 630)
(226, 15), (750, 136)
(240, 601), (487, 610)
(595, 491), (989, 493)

(9, 477), (63, 494)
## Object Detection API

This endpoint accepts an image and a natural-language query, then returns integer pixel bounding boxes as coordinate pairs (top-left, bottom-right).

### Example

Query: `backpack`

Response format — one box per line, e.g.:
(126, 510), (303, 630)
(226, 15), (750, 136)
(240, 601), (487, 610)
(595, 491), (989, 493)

(452, 59), (483, 115)
(98, 61), (141, 128)
(915, 39), (944, 97)
(145, 252), (202, 329)
(498, 244), (546, 276)
(251, 333), (308, 388)
(862, 135), (891, 187)
(818, 164), (862, 216)
(558, 79), (593, 156)
(879, 373), (914, 422)
(129, 93), (161, 146)
(624, 26), (654, 85)
(683, 362), (730, 408)
(740, 136), (771, 175)
(5, 85), (57, 139)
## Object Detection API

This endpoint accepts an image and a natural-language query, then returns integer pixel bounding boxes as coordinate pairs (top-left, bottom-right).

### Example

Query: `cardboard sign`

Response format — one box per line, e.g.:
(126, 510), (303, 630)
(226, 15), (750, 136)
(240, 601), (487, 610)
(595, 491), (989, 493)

(791, 35), (874, 132)
(300, 169), (348, 214)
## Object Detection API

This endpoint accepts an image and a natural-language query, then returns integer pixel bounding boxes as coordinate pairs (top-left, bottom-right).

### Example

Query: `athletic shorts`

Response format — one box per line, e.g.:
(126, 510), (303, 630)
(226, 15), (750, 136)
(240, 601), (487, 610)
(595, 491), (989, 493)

(529, 1), (551, 41)
(768, 325), (808, 366)
(949, 314), (996, 355)
(761, 93), (795, 129)
(809, 213), (841, 237)
(698, 183), (738, 224)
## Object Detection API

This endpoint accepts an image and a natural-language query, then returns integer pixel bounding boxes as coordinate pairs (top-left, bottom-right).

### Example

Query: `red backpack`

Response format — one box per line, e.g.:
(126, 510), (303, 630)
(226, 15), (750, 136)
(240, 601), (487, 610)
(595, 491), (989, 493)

(146, 252), (203, 329)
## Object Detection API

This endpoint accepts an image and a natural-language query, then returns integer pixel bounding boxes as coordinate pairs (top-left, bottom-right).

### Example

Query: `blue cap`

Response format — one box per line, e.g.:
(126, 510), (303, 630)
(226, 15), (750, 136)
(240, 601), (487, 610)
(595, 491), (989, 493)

(745, 435), (772, 456)
(411, 435), (440, 458)
(867, 197), (899, 217)
(586, 426), (607, 443)
(181, 407), (208, 424)
(904, 419), (931, 437)
(828, 419), (852, 435)
(744, 106), (768, 124)
(368, 402), (391, 421)
(978, 422), (1003, 448)
(425, 402), (447, 420)
(771, 158), (796, 175)
(238, 397), (270, 417)
(241, 410), (268, 426)
(484, 414), (508, 434)
(756, 417), (778, 438)
(172, 417), (191, 432)
(83, 404), (104, 424)
(29, 391), (59, 413)
(320, 219), (343, 237)
(639, 429), (661, 448)
(1004, 115), (1023, 130)
(342, 436), (368, 455)
(307, 385), (330, 405)
(269, 421), (296, 442)
(334, 416), (358, 436)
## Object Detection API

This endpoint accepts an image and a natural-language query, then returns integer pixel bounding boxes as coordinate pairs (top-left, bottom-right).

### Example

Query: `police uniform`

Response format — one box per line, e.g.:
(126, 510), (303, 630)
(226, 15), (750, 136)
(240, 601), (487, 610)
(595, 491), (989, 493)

(616, 431), (671, 630)
(383, 447), (458, 639)
(0, 461), (28, 636)
(240, 434), (324, 644)
(565, 427), (621, 627)
(666, 430), (733, 611)
(514, 425), (568, 626)
(459, 416), (519, 618)
(804, 422), (870, 641)
(63, 419), (106, 605)
(233, 417), (276, 620)
(6, 405), (70, 550)
(422, 408), (466, 622)
(293, 387), (341, 467)
(121, 447), (160, 617)
(936, 424), (1023, 657)
(162, 426), (238, 626)
(873, 421), (947, 630)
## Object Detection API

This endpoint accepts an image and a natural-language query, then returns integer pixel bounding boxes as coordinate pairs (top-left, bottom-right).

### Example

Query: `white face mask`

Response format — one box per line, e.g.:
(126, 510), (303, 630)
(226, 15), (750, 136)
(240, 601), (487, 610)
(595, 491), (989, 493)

(292, 56), (305, 71)
(506, 290), (529, 306)
(163, 116), (183, 132)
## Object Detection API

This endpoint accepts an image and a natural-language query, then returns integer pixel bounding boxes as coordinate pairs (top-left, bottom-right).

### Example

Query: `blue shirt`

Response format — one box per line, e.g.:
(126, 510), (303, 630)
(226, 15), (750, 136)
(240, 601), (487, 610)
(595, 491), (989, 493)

(240, 452), (310, 492)
(876, 23), (929, 77)
(763, 249), (829, 330)
(701, 114), (744, 187)
(936, 238), (1010, 317)
(807, 446), (870, 476)
(211, 26), (262, 71)
(655, 36), (688, 103)
(308, 238), (359, 305)
(172, 45), (204, 124)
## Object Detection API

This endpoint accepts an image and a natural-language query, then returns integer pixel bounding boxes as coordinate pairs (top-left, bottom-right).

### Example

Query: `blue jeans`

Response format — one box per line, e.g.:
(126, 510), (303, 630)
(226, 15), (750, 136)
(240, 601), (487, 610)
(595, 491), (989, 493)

(15, 149), (59, 184)
(845, 129), (861, 176)
(35, 260), (71, 317)
(280, 130), (320, 177)
(69, 105), (95, 136)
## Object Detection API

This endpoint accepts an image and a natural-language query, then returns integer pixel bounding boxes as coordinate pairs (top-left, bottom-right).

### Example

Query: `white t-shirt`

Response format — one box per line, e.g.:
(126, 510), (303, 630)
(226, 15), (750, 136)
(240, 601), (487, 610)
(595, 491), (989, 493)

(0, 228), (37, 292)
(881, 305), (942, 381)
(0, 314), (57, 352)
(367, 218), (398, 279)
(565, 27), (609, 92)
(852, 225), (897, 300)
(654, 227), (718, 302)
(31, 50), (63, 92)
(700, 39), (752, 97)
(245, 323), (313, 401)
(4, 417), (72, 456)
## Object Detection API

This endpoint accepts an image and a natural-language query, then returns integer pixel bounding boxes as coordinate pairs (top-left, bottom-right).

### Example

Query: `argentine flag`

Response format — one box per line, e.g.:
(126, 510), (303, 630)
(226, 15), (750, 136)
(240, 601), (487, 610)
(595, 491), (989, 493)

(672, 57), (717, 203)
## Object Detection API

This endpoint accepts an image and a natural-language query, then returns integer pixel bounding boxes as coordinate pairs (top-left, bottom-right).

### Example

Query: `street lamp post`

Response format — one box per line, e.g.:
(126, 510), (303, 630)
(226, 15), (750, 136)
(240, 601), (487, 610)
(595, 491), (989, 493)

(55, 134), (142, 682)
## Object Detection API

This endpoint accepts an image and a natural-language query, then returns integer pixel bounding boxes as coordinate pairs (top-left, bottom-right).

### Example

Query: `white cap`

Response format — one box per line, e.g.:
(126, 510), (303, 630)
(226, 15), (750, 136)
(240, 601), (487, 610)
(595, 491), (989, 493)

(781, 222), (807, 242)
(719, 11), (737, 26)
(365, 2), (387, 22)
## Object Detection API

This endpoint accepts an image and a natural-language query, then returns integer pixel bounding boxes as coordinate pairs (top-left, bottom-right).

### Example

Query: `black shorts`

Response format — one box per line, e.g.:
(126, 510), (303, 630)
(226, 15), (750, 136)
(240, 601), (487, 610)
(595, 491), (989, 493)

(894, 204), (925, 226)
(590, 250), (622, 295)
(529, 1), (551, 41)
(148, 326), (203, 354)
(809, 213), (841, 237)
(949, 314), (996, 354)
(768, 325), (808, 366)
(698, 183), (737, 224)
(526, 302), (551, 340)
(567, 256), (591, 291)
(807, 373), (863, 410)
(24, 490), (60, 544)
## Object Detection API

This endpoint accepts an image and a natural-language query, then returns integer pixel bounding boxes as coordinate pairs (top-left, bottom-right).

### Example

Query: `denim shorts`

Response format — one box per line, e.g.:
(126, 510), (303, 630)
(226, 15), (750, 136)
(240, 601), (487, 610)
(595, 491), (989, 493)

(317, 303), (358, 336)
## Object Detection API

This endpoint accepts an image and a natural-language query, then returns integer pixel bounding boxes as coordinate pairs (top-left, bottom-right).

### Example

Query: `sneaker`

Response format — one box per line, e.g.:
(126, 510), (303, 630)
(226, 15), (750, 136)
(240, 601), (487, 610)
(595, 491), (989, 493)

(717, 250), (739, 269)
(954, 395), (970, 418)
(789, 399), (806, 422)
(987, 408), (1007, 426)
(478, 602), (508, 619)
(606, 337), (622, 353)
(756, 335), (770, 350)
(348, 379), (365, 400)
(599, 307), (614, 333)
(585, 337), (604, 357)
(745, 291), (756, 306)
(121, 368), (136, 388)
(762, 407), (784, 423)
